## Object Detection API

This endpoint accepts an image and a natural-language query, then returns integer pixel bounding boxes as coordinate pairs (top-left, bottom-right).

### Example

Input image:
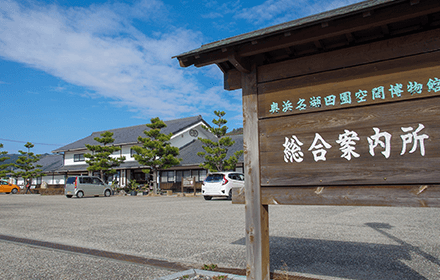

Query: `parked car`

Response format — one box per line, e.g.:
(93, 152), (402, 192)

(201, 172), (244, 200)
(65, 176), (112, 198)
(0, 180), (20, 194)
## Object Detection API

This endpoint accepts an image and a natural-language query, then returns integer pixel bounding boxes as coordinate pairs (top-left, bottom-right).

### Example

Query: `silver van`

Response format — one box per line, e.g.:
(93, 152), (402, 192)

(65, 176), (112, 198)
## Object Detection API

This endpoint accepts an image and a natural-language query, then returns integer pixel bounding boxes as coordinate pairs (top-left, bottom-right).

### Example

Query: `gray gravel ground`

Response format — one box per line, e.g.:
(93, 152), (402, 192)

(0, 240), (172, 280)
(0, 194), (439, 280)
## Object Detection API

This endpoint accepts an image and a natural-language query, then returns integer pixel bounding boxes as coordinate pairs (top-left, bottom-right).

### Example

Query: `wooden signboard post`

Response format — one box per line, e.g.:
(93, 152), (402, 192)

(175, 0), (440, 279)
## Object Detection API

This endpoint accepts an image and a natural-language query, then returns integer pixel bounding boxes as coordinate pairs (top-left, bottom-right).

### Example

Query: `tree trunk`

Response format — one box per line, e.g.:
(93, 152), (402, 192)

(152, 169), (158, 194)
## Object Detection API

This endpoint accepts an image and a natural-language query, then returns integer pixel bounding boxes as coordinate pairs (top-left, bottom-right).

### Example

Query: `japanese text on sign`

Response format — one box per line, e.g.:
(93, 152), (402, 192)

(270, 78), (440, 114)
(283, 124), (429, 163)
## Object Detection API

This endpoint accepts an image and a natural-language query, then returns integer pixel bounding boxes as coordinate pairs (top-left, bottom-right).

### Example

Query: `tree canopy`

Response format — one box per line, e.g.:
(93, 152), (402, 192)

(12, 142), (46, 183)
(198, 111), (243, 172)
(84, 131), (125, 182)
(132, 117), (181, 193)
(0, 143), (10, 178)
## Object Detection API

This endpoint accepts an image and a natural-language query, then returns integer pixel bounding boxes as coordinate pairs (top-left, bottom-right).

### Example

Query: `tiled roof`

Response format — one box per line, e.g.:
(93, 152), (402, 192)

(52, 115), (206, 153)
(2, 154), (63, 173)
(178, 135), (244, 166)
(38, 154), (64, 172)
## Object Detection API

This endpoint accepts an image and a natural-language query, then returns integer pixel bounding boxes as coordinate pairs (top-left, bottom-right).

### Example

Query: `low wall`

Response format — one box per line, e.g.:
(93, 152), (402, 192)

(160, 182), (202, 193)
(39, 184), (64, 195)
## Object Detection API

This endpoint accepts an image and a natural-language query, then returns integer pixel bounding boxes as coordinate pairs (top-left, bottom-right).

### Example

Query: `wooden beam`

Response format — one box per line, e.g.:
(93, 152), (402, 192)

(314, 40), (324, 50)
(345, 32), (355, 44)
(228, 52), (250, 73)
(242, 64), (270, 280)
(224, 69), (241, 91)
(381, 24), (390, 36)
(233, 185), (440, 207)
(216, 63), (228, 74)
(235, 0), (440, 58)
(363, 10), (372, 18)
(258, 28), (440, 83)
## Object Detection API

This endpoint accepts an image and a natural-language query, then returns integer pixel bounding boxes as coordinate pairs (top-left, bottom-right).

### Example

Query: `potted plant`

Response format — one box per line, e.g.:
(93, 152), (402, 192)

(111, 180), (119, 195)
(128, 179), (139, 196)
(141, 184), (149, 196)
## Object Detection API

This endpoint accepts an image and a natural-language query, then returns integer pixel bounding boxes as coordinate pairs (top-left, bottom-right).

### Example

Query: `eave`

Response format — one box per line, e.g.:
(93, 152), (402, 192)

(174, 0), (440, 90)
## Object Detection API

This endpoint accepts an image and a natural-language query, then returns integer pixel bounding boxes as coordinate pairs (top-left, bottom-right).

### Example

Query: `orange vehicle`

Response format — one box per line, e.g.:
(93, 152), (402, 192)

(0, 180), (20, 194)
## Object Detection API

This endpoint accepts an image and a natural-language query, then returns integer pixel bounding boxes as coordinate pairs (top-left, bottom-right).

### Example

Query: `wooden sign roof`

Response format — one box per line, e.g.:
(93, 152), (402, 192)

(174, 0), (440, 90)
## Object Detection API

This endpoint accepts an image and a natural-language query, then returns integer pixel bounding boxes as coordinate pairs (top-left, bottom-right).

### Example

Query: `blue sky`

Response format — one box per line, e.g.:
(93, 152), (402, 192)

(0, 0), (363, 154)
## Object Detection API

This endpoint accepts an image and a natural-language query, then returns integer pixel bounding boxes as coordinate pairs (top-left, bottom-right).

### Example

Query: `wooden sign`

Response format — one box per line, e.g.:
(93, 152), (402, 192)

(175, 1), (440, 278)
(260, 97), (440, 186)
(258, 59), (440, 187)
(258, 55), (440, 119)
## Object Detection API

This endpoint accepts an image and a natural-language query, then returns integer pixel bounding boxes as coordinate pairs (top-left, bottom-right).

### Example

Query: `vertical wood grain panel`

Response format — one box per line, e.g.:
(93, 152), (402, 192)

(242, 64), (270, 280)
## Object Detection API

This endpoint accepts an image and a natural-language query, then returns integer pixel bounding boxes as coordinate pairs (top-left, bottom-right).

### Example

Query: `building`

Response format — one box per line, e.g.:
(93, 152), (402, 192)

(46, 115), (243, 192)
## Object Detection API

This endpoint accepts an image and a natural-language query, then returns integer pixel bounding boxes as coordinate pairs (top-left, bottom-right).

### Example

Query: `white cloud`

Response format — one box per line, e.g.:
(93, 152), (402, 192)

(201, 12), (223, 19)
(0, 0), (235, 120)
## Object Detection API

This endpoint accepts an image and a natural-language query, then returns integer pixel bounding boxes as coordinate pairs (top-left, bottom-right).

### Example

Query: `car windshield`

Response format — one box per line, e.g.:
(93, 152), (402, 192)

(66, 177), (76, 184)
(205, 174), (224, 182)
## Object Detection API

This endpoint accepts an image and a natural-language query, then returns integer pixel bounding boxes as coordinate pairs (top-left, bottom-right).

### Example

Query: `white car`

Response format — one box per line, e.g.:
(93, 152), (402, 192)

(202, 172), (244, 200)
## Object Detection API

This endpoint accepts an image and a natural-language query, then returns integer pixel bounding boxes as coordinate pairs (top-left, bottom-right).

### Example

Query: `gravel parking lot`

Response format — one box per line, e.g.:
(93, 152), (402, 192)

(0, 194), (439, 279)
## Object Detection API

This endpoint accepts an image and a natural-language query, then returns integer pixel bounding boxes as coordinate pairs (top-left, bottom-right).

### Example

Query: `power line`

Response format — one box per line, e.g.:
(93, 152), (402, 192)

(0, 138), (64, 147)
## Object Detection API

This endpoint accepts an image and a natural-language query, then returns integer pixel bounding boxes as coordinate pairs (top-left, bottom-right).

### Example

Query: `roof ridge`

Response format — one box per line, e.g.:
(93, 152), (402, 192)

(92, 115), (202, 135)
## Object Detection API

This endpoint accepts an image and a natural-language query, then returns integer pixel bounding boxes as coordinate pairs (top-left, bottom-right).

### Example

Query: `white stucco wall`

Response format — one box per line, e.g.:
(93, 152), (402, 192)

(42, 175), (65, 185)
(171, 122), (212, 148)
(64, 149), (88, 165)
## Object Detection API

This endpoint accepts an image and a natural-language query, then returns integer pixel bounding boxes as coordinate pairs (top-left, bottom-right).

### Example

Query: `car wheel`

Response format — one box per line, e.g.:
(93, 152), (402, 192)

(227, 189), (232, 200)
(66, 195), (73, 198)
(76, 191), (84, 198)
(11, 188), (18, 194)
(104, 189), (111, 197)
(204, 196), (212, 200)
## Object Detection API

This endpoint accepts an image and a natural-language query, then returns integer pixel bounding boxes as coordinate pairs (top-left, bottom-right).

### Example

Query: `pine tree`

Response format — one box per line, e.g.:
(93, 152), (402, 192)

(0, 143), (10, 178)
(132, 117), (181, 194)
(84, 131), (125, 182)
(198, 111), (243, 172)
(12, 142), (46, 184)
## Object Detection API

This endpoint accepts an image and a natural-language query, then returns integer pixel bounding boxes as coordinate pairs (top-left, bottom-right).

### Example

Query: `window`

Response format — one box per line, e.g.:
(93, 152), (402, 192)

(167, 171), (174, 182)
(174, 170), (207, 182)
(74, 154), (85, 162)
(205, 174), (224, 182)
(160, 171), (174, 183)
(80, 177), (92, 184)
(92, 178), (103, 185)
(176, 171), (182, 182)
(160, 172), (167, 183)
(199, 170), (207, 182)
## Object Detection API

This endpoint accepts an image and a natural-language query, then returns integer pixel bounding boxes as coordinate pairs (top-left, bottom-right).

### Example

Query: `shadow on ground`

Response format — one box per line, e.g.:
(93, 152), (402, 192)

(232, 223), (437, 280)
